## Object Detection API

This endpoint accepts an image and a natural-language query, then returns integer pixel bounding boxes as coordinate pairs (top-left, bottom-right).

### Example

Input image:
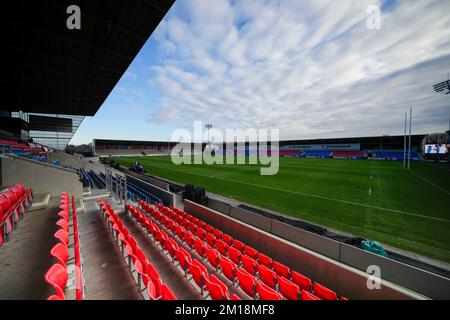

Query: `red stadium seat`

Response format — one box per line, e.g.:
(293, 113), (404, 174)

(301, 290), (321, 300)
(159, 231), (169, 248)
(127, 237), (139, 251)
(221, 234), (233, 246)
(58, 210), (69, 221)
(164, 238), (179, 260)
(215, 239), (228, 256)
(230, 294), (241, 300)
(291, 271), (312, 292)
(147, 279), (162, 300)
(125, 245), (138, 267)
(227, 246), (242, 265)
(161, 213), (169, 226)
(313, 282), (338, 300)
(0, 194), (12, 213)
(241, 254), (257, 276)
(50, 243), (69, 267)
(258, 253), (273, 268)
(135, 247), (149, 266)
(232, 239), (245, 252)
(213, 229), (222, 239)
(13, 184), (25, 196)
(184, 231), (195, 248)
(112, 223), (122, 237)
(205, 233), (216, 248)
(244, 245), (258, 259)
(180, 218), (189, 229)
(47, 295), (63, 300)
(188, 259), (208, 292)
(56, 218), (69, 232)
(54, 229), (69, 246)
(205, 274), (229, 300)
(257, 281), (283, 300)
(135, 260), (151, 291)
(118, 232), (129, 250)
(1, 213), (13, 235)
(161, 283), (177, 300)
(189, 222), (197, 234)
(196, 227), (206, 240)
(219, 256), (236, 283)
(150, 223), (159, 239)
(147, 263), (163, 294)
(205, 224), (213, 233)
(277, 275), (300, 300)
(205, 247), (219, 269)
(197, 221), (206, 230)
(146, 217), (156, 232)
(257, 264), (277, 289)
(2, 190), (16, 205)
(153, 227), (163, 243)
(175, 225), (185, 239)
(176, 248), (192, 275)
(236, 268), (257, 298)
(45, 263), (68, 299)
(273, 261), (290, 278)
(121, 228), (131, 241)
(142, 218), (151, 231)
(194, 238), (206, 257)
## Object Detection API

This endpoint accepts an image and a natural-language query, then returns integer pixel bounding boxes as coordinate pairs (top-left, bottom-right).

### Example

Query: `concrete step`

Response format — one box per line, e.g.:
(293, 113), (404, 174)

(77, 201), (143, 300)
(29, 193), (51, 211)
(83, 192), (110, 203)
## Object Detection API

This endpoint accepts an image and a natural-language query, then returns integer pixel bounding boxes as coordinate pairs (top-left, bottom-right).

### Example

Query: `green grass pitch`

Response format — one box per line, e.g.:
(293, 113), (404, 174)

(110, 156), (450, 263)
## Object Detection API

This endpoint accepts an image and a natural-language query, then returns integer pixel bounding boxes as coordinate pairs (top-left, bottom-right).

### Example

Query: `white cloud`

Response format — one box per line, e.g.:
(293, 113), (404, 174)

(147, 0), (450, 139)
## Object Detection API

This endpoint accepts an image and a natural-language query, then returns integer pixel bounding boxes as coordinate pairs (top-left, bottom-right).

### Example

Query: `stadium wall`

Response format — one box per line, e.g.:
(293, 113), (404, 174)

(83, 161), (108, 175)
(48, 151), (111, 176)
(184, 200), (425, 300)
(271, 220), (342, 261)
(229, 206), (272, 233)
(126, 174), (175, 206)
(199, 198), (450, 300)
(0, 156), (82, 198)
(120, 167), (170, 191)
(339, 244), (450, 301)
(207, 198), (232, 215)
(48, 150), (84, 168)
(95, 149), (170, 156)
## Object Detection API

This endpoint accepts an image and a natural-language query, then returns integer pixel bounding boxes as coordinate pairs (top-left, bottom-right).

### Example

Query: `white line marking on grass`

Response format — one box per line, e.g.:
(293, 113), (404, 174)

(368, 188), (372, 196)
(211, 171), (236, 178)
(216, 178), (450, 223)
(409, 170), (450, 196)
(153, 163), (450, 224)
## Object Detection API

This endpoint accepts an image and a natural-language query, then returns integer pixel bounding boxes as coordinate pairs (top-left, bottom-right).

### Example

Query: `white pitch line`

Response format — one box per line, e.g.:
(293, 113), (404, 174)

(151, 163), (450, 224)
(368, 187), (372, 196)
(409, 170), (450, 196)
(211, 171), (236, 178)
(218, 178), (450, 223)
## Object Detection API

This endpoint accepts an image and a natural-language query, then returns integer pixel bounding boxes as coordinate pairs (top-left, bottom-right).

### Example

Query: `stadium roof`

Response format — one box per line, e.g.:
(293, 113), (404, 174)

(94, 138), (174, 146)
(2, 0), (175, 116)
(278, 134), (426, 146)
(94, 134), (427, 148)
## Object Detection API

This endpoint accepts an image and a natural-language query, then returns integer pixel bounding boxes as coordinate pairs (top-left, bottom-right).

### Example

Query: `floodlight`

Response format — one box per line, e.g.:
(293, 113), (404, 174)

(205, 124), (213, 145)
(433, 80), (450, 94)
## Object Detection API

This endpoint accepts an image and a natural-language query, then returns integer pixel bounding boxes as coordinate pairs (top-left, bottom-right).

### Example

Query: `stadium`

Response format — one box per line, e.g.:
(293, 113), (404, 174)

(1, 0), (450, 306)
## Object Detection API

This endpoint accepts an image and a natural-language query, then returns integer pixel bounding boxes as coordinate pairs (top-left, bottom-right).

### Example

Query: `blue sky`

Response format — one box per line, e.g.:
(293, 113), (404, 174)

(71, 0), (450, 145)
